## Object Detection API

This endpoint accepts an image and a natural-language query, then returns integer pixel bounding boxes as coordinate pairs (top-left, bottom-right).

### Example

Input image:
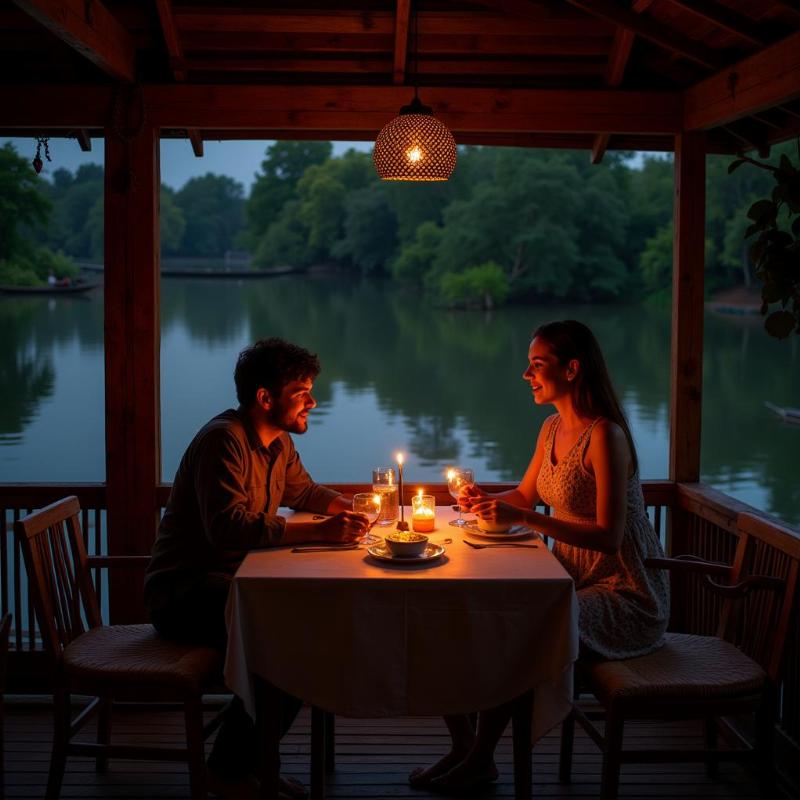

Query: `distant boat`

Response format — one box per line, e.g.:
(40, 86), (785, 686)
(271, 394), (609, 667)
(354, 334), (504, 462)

(764, 402), (800, 425)
(0, 281), (98, 295)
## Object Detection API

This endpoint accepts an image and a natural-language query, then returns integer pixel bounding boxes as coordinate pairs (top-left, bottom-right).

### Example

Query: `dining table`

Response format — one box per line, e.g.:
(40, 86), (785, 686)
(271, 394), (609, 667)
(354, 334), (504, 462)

(224, 504), (579, 799)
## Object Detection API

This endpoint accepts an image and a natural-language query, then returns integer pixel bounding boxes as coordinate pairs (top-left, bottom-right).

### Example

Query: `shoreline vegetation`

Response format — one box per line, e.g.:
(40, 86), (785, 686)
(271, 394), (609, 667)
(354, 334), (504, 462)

(1, 140), (794, 309)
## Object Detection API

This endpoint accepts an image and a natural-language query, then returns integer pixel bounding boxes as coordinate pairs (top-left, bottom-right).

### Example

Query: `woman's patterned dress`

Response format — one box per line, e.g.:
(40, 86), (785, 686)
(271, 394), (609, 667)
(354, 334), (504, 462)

(536, 415), (670, 659)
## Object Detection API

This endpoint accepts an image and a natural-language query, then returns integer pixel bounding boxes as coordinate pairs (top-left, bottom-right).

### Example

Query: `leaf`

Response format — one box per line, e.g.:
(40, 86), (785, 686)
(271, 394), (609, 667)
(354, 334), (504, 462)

(793, 217), (800, 238)
(764, 310), (796, 339)
(761, 282), (784, 304)
(748, 239), (766, 263)
(744, 222), (763, 239)
(727, 159), (746, 174)
(747, 199), (777, 222)
(779, 153), (796, 176)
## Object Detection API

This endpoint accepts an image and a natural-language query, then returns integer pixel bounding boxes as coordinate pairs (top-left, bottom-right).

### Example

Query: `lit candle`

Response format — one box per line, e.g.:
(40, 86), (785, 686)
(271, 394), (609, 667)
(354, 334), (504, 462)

(395, 452), (409, 531)
(412, 489), (435, 533)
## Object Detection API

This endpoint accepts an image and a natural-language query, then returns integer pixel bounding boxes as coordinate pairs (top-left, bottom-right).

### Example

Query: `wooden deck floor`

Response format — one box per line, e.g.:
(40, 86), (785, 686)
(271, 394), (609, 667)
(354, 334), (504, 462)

(4, 698), (779, 799)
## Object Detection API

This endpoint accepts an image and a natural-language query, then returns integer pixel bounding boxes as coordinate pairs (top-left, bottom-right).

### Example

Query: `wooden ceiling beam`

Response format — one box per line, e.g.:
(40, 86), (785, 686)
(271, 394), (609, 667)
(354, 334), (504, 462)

(684, 30), (800, 129)
(592, 26), (634, 164)
(11, 0), (135, 82)
(180, 31), (612, 57)
(155, 0), (186, 81)
(187, 128), (203, 157)
(665, 0), (769, 48)
(0, 84), (681, 135)
(563, 0), (726, 69)
(392, 0), (410, 85)
(173, 10), (612, 38)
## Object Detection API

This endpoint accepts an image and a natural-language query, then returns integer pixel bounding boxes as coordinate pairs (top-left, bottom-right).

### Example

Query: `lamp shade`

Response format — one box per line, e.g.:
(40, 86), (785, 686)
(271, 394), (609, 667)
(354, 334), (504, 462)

(373, 97), (457, 181)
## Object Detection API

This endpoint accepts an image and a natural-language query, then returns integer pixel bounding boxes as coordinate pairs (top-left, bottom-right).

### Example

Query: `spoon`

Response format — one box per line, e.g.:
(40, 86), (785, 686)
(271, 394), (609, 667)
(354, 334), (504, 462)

(462, 539), (538, 549)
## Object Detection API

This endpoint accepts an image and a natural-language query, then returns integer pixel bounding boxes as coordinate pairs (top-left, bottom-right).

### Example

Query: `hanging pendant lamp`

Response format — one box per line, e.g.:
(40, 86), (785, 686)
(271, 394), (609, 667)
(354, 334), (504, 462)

(372, 1), (456, 181)
(373, 91), (457, 181)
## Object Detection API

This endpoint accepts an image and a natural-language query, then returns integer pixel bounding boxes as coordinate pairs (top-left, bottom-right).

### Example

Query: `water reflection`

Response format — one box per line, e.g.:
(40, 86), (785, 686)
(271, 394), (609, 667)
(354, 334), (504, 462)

(0, 277), (797, 525)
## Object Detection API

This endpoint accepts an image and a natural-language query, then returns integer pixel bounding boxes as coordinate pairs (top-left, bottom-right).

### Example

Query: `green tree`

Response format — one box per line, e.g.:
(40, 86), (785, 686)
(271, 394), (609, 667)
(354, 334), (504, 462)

(439, 260), (510, 309)
(0, 142), (51, 262)
(242, 141), (332, 248)
(174, 174), (244, 256)
(391, 221), (443, 284)
(333, 184), (398, 274)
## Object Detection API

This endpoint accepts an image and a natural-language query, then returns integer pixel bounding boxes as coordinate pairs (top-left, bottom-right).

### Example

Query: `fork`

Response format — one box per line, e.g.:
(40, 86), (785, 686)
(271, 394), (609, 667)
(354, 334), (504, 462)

(462, 539), (538, 549)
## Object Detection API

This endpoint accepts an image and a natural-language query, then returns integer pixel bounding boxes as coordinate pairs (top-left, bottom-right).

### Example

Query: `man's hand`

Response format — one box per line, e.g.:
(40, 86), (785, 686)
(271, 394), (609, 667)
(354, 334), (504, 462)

(470, 498), (525, 526)
(316, 511), (369, 543)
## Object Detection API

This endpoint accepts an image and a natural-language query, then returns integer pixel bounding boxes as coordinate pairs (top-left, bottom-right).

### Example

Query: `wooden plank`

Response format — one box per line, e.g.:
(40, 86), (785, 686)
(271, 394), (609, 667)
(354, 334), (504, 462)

(11, 0), (135, 82)
(103, 97), (161, 624)
(564, 0), (726, 69)
(665, 0), (769, 47)
(154, 0), (186, 81)
(591, 26), (634, 163)
(684, 29), (800, 130)
(141, 84), (682, 135)
(669, 133), (706, 484)
(392, 0), (411, 86)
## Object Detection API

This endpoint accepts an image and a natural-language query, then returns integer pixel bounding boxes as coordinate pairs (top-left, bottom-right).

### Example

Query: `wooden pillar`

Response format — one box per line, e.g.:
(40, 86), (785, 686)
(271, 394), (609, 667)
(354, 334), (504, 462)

(104, 90), (161, 623)
(669, 132), (706, 485)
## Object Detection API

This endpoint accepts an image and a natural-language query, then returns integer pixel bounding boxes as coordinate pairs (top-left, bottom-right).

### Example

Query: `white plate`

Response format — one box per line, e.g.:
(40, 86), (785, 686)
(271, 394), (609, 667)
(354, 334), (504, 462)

(367, 542), (445, 564)
(461, 521), (538, 540)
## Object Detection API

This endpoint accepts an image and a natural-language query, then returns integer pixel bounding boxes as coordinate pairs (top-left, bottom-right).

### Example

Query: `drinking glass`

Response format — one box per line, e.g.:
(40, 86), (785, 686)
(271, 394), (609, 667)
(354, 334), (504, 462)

(447, 468), (475, 528)
(353, 492), (382, 545)
(372, 467), (399, 526)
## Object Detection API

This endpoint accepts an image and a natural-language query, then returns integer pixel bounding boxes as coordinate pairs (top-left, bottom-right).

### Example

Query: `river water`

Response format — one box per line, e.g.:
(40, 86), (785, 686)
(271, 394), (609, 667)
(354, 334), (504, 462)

(0, 275), (797, 525)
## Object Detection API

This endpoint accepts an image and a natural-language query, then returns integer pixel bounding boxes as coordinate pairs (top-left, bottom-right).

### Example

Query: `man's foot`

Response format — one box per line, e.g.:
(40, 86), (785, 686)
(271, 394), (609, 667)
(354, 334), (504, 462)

(408, 748), (472, 790)
(429, 758), (499, 794)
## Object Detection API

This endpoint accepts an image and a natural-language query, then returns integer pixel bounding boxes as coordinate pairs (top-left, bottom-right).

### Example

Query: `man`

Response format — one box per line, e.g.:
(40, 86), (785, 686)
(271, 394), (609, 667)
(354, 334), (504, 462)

(144, 338), (367, 797)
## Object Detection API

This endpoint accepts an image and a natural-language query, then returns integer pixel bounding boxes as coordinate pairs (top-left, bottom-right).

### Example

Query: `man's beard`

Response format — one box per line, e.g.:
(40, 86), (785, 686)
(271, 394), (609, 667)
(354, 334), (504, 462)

(268, 402), (308, 434)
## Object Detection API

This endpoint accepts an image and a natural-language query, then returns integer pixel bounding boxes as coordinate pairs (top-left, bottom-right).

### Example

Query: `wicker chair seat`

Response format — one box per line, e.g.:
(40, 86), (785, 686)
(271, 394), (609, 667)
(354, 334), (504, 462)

(587, 631), (766, 704)
(62, 624), (223, 694)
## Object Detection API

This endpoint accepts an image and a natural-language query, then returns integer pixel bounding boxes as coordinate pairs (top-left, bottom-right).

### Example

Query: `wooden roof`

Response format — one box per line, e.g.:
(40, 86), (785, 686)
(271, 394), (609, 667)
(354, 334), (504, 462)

(2, 0), (800, 158)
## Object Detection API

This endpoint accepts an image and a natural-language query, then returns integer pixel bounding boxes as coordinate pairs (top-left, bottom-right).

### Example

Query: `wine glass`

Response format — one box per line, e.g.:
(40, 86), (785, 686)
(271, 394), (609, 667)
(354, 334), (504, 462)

(446, 468), (475, 528)
(353, 492), (382, 545)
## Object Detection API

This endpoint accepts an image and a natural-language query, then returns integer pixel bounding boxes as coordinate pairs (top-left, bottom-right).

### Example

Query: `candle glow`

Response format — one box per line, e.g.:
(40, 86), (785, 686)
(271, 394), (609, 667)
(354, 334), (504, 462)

(411, 490), (436, 533)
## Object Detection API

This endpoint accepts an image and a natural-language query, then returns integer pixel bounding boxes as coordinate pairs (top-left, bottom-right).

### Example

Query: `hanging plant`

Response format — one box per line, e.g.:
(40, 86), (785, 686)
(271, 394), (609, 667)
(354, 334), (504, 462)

(729, 148), (800, 339)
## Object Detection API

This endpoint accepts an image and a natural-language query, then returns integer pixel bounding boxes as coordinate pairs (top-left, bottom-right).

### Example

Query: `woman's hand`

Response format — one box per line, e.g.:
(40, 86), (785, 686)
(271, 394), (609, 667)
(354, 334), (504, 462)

(470, 498), (526, 527)
(458, 483), (485, 512)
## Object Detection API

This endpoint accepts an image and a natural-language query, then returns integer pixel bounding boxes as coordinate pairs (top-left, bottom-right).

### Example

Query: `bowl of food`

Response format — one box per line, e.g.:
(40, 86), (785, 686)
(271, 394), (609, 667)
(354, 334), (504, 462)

(476, 518), (512, 534)
(384, 531), (429, 557)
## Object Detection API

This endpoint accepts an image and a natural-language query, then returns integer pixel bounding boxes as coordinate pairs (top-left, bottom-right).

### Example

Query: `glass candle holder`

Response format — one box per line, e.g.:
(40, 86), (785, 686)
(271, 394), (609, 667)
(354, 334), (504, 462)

(411, 493), (436, 533)
(372, 467), (398, 526)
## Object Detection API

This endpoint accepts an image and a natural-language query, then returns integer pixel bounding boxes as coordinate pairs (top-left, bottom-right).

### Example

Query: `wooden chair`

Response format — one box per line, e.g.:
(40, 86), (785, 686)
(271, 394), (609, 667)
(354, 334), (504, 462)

(14, 496), (225, 800)
(559, 511), (799, 800)
(0, 612), (11, 800)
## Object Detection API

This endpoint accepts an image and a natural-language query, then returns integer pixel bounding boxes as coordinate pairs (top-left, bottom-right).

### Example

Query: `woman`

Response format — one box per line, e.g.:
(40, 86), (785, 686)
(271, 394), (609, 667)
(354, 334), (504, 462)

(410, 320), (669, 793)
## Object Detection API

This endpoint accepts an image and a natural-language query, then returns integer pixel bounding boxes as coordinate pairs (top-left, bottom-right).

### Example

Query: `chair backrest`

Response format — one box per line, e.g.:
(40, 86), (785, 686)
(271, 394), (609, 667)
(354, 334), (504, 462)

(719, 512), (800, 682)
(14, 496), (102, 660)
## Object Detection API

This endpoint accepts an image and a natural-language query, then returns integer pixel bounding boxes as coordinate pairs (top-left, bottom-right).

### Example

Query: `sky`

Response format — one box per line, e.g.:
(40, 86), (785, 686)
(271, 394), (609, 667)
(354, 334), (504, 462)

(1, 136), (371, 193)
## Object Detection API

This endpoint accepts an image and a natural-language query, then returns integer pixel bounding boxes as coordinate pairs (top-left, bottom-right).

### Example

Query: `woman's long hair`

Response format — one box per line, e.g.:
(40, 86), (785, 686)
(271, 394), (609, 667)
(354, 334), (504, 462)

(532, 320), (638, 474)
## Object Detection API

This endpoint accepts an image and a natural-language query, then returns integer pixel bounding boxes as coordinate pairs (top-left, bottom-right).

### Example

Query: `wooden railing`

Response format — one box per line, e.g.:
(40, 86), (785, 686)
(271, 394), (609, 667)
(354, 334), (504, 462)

(1, 478), (797, 788)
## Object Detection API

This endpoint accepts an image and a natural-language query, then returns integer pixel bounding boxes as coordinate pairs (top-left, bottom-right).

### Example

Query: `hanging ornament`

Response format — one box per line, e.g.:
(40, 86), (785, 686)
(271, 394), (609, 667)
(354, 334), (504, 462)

(32, 137), (51, 174)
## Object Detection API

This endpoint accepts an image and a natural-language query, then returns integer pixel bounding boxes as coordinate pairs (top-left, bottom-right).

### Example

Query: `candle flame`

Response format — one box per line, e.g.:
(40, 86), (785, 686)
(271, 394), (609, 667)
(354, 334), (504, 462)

(446, 468), (455, 480)
(417, 488), (423, 498)
(396, 452), (404, 465)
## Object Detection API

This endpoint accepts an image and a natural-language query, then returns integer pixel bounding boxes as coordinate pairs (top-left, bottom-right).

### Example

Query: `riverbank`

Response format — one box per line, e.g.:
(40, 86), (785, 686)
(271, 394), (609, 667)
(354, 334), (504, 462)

(707, 285), (761, 316)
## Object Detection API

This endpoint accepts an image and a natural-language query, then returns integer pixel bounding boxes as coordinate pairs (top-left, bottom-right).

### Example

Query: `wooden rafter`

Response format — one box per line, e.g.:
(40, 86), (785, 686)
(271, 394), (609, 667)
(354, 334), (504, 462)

(155, 0), (186, 81)
(187, 128), (203, 157)
(564, 0), (725, 70)
(0, 84), (682, 136)
(666, 0), (769, 48)
(393, 0), (411, 85)
(684, 29), (800, 130)
(11, 0), (135, 82)
(75, 128), (91, 151)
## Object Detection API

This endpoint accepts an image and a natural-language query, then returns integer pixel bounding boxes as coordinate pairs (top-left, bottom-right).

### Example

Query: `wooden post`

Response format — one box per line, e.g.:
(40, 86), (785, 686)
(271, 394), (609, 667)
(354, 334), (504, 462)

(104, 88), (161, 623)
(669, 132), (706, 485)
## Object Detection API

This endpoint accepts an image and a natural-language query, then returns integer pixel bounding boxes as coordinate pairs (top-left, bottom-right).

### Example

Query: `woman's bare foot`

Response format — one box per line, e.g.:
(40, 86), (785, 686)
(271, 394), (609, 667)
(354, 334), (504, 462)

(429, 756), (499, 794)
(408, 746), (473, 789)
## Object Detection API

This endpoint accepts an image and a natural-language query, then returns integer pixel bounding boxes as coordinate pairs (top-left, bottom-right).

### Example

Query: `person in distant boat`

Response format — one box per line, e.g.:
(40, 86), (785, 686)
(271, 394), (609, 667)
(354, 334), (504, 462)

(409, 320), (670, 793)
(145, 337), (368, 798)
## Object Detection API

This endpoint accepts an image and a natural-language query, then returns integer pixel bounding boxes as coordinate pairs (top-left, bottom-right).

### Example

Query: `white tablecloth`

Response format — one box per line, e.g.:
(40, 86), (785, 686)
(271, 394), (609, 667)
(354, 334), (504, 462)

(225, 507), (578, 742)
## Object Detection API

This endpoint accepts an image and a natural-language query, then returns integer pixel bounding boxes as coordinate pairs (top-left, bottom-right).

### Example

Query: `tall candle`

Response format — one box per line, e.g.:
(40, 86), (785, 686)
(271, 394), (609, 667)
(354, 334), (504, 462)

(395, 452), (409, 530)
